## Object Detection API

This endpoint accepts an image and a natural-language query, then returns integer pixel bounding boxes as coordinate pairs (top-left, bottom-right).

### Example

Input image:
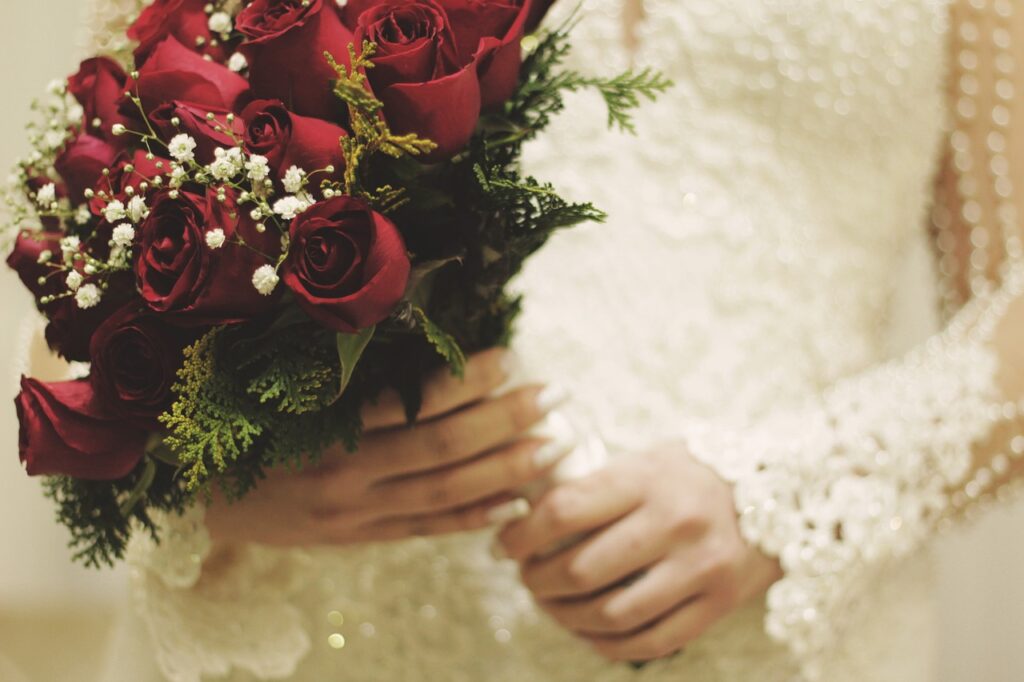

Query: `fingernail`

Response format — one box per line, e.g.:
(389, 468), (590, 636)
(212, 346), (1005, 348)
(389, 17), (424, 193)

(536, 383), (570, 412)
(533, 435), (576, 469)
(489, 536), (508, 561)
(487, 497), (531, 525)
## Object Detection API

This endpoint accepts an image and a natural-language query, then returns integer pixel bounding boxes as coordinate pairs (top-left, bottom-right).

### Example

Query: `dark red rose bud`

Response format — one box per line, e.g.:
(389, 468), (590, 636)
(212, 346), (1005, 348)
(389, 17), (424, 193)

(7, 229), (134, 363)
(67, 57), (132, 146)
(42, 266), (136, 364)
(129, 0), (237, 65)
(16, 377), (147, 480)
(54, 134), (119, 204)
(6, 230), (64, 301)
(89, 304), (192, 425)
(282, 196), (410, 332)
(136, 188), (282, 325)
(237, 0), (354, 121)
(241, 99), (346, 180)
(150, 101), (245, 166)
(126, 37), (251, 116)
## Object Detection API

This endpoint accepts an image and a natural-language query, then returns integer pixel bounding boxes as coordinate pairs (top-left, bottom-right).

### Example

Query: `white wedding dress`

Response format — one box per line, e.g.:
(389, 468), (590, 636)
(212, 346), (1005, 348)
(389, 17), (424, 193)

(91, 0), (1024, 680)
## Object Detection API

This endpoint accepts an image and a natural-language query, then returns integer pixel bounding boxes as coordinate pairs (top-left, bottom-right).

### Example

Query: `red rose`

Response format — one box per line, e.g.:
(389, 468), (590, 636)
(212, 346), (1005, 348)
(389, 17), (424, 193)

(445, 0), (532, 109)
(126, 37), (250, 116)
(150, 101), (244, 165)
(137, 189), (282, 324)
(347, 0), (481, 159)
(89, 304), (191, 424)
(54, 134), (119, 204)
(44, 294), (129, 363)
(241, 99), (346, 180)
(67, 57), (132, 145)
(282, 196), (409, 332)
(236, 0), (354, 120)
(16, 377), (147, 480)
(7, 230), (63, 301)
(128, 0), (236, 64)
(7, 230), (133, 362)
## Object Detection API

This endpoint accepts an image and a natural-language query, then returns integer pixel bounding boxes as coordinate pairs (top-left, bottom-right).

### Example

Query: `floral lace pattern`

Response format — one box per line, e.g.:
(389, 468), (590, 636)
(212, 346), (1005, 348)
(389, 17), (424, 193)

(86, 0), (1024, 680)
(125, 507), (314, 681)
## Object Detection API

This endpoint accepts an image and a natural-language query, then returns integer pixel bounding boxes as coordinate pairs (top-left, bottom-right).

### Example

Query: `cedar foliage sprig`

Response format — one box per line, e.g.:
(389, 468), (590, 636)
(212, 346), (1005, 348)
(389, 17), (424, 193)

(485, 12), (672, 153)
(159, 329), (267, 492)
(327, 42), (437, 201)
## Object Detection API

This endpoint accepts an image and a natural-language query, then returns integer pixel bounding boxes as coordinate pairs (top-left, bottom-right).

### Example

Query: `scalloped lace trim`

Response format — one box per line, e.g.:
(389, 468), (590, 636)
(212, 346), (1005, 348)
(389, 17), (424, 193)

(684, 313), (1004, 678)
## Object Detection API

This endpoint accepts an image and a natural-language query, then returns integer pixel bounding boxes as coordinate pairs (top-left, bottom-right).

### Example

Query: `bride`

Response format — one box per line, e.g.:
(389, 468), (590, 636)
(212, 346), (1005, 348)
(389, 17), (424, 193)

(87, 0), (1024, 680)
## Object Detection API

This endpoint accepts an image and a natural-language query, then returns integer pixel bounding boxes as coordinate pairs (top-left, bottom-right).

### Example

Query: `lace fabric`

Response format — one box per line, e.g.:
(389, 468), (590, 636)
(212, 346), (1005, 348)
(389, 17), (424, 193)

(125, 507), (315, 681)
(81, 0), (1024, 680)
(680, 0), (1024, 676)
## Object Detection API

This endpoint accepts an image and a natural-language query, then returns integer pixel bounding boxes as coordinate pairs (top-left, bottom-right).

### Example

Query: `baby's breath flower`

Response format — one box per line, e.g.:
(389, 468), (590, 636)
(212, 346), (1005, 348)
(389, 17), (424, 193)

(65, 270), (83, 291)
(112, 123), (128, 136)
(208, 11), (232, 33)
(103, 199), (127, 222)
(282, 165), (306, 194)
(75, 283), (101, 309)
(66, 103), (84, 124)
(228, 52), (248, 72)
(209, 147), (244, 181)
(74, 205), (92, 225)
(168, 134), (198, 163)
(59, 235), (80, 255)
(111, 223), (135, 247)
(169, 165), (188, 188)
(36, 183), (56, 207)
(127, 195), (148, 222)
(251, 264), (279, 296)
(245, 154), (270, 182)
(43, 130), (67, 150)
(205, 228), (226, 249)
(272, 195), (310, 220)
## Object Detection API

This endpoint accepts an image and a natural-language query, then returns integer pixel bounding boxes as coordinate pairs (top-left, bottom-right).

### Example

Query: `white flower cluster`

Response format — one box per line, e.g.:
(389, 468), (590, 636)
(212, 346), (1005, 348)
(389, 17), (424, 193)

(12, 81), (347, 310)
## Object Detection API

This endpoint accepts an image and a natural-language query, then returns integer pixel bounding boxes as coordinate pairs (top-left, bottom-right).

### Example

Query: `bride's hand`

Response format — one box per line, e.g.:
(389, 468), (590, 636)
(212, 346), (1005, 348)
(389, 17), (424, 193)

(497, 444), (783, 663)
(205, 349), (570, 546)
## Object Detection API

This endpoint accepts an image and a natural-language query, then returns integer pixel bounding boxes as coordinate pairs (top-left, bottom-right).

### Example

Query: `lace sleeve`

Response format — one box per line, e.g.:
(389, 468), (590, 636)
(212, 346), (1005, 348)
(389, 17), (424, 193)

(686, 1), (1024, 678)
(125, 506), (315, 682)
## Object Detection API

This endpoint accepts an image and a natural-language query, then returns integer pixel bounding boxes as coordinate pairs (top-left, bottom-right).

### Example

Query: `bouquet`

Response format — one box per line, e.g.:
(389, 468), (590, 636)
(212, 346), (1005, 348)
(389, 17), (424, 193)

(4, 0), (668, 567)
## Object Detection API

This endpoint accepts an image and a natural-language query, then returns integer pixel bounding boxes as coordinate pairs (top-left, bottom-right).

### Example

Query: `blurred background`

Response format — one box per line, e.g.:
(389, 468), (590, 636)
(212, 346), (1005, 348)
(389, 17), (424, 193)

(0, 2), (1022, 681)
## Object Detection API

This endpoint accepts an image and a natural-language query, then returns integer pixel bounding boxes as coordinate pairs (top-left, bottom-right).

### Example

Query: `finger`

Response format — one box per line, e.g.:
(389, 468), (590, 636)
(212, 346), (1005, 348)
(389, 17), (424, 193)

(520, 507), (665, 599)
(587, 595), (722, 662)
(498, 468), (641, 561)
(360, 383), (567, 478)
(539, 555), (706, 636)
(366, 436), (575, 516)
(345, 496), (531, 543)
(361, 348), (512, 431)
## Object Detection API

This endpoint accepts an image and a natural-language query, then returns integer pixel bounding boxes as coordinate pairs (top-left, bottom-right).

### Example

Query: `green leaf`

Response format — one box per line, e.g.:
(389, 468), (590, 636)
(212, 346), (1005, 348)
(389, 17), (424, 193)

(412, 307), (466, 377)
(336, 326), (376, 397)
